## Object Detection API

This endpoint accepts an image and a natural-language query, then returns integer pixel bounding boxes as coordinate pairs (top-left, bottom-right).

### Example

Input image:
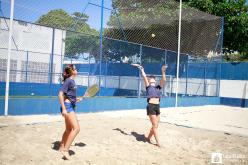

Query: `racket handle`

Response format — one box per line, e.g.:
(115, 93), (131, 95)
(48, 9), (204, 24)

(77, 97), (83, 102)
(138, 66), (143, 70)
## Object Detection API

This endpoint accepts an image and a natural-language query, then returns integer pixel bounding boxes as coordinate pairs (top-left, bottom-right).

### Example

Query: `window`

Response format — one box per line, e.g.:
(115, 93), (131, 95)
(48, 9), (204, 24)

(0, 59), (17, 82)
(21, 61), (56, 83)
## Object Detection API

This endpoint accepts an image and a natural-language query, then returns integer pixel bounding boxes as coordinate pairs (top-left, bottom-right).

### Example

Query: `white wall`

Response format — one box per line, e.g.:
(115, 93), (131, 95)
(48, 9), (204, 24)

(75, 75), (219, 96)
(220, 80), (248, 99)
(0, 18), (66, 83)
(75, 74), (248, 99)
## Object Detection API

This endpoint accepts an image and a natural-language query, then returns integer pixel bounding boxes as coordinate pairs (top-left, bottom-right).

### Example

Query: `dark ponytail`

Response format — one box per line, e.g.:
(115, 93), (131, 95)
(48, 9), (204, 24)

(62, 64), (75, 82)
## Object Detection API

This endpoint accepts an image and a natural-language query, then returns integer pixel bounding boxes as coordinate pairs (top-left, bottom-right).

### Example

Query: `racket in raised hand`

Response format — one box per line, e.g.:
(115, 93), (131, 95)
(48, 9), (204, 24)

(131, 63), (143, 70)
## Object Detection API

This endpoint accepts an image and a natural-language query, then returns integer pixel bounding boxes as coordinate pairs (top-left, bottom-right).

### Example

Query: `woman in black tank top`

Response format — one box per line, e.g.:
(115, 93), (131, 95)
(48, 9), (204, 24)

(139, 65), (166, 147)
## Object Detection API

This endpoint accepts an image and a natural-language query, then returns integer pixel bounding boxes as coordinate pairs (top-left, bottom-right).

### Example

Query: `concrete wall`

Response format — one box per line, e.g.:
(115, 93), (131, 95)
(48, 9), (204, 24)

(0, 18), (66, 83)
(0, 97), (220, 115)
(220, 80), (248, 99)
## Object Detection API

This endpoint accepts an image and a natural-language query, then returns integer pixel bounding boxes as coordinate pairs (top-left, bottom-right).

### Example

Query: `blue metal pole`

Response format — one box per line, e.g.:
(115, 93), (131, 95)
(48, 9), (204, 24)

(99, 0), (104, 95)
(185, 54), (188, 96)
(164, 49), (167, 97)
(88, 54), (90, 87)
(25, 51), (28, 82)
(105, 60), (107, 88)
(204, 61), (207, 96)
(138, 44), (142, 98)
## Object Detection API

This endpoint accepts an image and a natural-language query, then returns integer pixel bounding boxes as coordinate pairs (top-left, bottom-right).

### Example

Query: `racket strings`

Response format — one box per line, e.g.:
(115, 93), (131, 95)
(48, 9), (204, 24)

(87, 85), (99, 97)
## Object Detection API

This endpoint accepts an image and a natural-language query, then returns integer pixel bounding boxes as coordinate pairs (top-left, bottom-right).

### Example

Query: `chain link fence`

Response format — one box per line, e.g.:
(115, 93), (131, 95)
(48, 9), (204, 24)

(0, 0), (223, 98)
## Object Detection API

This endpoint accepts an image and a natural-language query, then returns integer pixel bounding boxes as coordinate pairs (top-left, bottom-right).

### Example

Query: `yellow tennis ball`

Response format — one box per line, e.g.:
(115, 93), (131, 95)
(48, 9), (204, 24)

(151, 33), (155, 37)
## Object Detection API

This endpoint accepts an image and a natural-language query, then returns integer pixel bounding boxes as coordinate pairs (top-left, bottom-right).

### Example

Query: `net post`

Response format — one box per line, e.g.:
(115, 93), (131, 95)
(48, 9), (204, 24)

(169, 75), (172, 97)
(163, 49), (167, 97)
(60, 30), (65, 86)
(25, 51), (29, 82)
(49, 28), (55, 97)
(185, 54), (189, 96)
(175, 0), (182, 107)
(204, 61), (207, 96)
(138, 44), (142, 98)
(219, 17), (224, 97)
(105, 60), (107, 88)
(88, 54), (90, 87)
(4, 0), (15, 116)
(98, 0), (104, 95)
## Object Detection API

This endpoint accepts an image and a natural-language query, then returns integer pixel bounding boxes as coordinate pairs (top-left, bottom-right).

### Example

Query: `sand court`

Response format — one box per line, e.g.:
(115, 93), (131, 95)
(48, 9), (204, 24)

(0, 105), (248, 165)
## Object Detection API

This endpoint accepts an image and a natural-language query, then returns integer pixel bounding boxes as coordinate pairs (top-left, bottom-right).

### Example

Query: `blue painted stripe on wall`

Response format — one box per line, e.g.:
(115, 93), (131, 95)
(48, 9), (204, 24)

(220, 97), (248, 108)
(8, 98), (60, 115)
(0, 99), (4, 115)
(75, 62), (248, 80)
(0, 97), (220, 116)
(177, 97), (220, 107)
(0, 82), (62, 96)
(221, 62), (248, 80)
(0, 82), (140, 97)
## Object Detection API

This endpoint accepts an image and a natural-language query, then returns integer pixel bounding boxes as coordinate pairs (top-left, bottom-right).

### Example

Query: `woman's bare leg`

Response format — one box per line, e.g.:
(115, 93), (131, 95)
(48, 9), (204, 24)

(59, 116), (71, 151)
(147, 127), (153, 143)
(62, 112), (80, 159)
(149, 114), (160, 147)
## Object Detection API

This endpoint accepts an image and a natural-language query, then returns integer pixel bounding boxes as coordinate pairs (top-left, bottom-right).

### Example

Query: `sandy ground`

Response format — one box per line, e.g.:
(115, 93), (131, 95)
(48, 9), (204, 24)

(0, 105), (248, 165)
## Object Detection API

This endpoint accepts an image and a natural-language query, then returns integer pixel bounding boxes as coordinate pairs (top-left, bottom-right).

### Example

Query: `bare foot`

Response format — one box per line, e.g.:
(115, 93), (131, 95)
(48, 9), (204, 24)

(61, 150), (70, 160)
(146, 137), (152, 143)
(156, 143), (162, 148)
(59, 142), (65, 151)
(59, 146), (65, 152)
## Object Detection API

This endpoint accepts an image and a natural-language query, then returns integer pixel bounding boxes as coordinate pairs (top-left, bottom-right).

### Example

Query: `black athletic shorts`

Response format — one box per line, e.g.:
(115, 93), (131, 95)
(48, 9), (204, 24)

(146, 103), (160, 116)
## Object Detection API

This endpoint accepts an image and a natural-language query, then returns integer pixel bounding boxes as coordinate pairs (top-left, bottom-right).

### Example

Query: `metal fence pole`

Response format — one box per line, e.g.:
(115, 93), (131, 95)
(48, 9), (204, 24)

(105, 60), (107, 88)
(169, 75), (172, 97)
(4, 0), (15, 116)
(60, 31), (64, 86)
(175, 0), (182, 107)
(218, 17), (224, 97)
(185, 55), (189, 96)
(49, 28), (55, 96)
(163, 49), (167, 97)
(138, 44), (142, 98)
(99, 0), (104, 95)
(25, 51), (29, 82)
(204, 61), (207, 96)
(88, 54), (90, 87)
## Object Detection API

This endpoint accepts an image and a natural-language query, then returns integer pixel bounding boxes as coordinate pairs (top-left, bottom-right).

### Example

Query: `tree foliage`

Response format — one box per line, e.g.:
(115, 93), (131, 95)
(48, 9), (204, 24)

(36, 9), (99, 59)
(185, 0), (248, 57)
(106, 0), (247, 61)
(105, 0), (223, 60)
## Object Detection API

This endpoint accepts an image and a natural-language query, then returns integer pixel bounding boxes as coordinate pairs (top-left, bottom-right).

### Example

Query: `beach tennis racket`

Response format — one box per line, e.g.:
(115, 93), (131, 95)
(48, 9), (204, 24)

(85, 84), (99, 97)
(79, 84), (99, 100)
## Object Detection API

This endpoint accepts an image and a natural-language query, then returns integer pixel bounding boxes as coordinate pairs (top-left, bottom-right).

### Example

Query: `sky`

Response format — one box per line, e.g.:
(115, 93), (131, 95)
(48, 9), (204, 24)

(0, 0), (113, 30)
(0, 0), (248, 31)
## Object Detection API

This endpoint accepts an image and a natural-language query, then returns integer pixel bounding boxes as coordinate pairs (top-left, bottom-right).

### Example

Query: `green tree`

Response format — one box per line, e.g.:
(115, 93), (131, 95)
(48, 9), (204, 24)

(185, 0), (248, 58)
(106, 0), (248, 61)
(36, 9), (99, 59)
(105, 0), (223, 60)
(36, 9), (73, 30)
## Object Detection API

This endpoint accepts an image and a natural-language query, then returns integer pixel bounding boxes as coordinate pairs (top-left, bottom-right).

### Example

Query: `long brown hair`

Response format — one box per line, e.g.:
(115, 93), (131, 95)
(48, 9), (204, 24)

(62, 64), (75, 81)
